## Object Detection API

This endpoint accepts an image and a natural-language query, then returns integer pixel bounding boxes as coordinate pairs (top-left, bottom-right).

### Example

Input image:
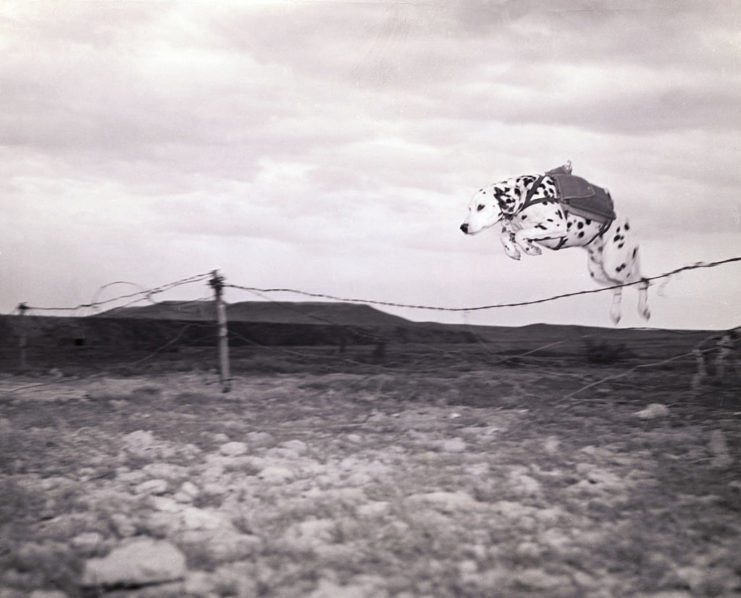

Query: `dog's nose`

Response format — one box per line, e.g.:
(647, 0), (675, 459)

(460, 223), (469, 234)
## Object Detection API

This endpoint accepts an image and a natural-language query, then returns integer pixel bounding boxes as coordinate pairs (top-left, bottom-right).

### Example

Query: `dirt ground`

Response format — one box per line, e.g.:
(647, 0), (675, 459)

(1, 345), (740, 598)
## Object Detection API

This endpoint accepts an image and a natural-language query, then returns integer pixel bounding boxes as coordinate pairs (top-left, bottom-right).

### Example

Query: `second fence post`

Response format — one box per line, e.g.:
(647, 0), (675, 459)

(17, 302), (29, 370)
(209, 270), (231, 393)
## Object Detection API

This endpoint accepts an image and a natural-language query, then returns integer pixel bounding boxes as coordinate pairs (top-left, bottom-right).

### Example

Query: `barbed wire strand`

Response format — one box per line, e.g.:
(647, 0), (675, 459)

(558, 333), (720, 402)
(126, 322), (215, 368)
(227, 291), (456, 377)
(89, 281), (159, 312)
(23, 272), (213, 313)
(101, 294), (214, 317)
(237, 287), (510, 371)
(226, 256), (741, 313)
(0, 322), (217, 394)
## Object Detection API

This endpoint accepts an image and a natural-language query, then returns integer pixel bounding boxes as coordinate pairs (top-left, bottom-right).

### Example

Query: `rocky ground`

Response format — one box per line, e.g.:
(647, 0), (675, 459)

(0, 361), (739, 598)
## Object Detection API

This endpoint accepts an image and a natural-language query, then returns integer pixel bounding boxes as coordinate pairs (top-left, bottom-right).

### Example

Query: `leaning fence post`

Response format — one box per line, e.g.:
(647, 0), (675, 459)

(690, 349), (707, 393)
(209, 270), (231, 393)
(17, 302), (29, 370)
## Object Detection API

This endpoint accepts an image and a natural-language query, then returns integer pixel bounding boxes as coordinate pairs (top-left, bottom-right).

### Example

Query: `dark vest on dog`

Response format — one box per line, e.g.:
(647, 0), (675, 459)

(521, 166), (616, 248)
(550, 174), (615, 224)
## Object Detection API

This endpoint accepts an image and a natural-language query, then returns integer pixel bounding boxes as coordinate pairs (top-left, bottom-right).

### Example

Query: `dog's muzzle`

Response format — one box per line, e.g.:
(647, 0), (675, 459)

(460, 223), (469, 234)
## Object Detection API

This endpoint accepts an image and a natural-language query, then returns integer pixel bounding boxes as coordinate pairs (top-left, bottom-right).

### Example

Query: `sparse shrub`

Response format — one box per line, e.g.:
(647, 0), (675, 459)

(583, 338), (635, 364)
(371, 341), (387, 363)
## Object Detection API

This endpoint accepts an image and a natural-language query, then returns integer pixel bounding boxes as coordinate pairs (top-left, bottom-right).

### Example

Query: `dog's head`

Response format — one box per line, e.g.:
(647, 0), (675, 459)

(460, 178), (521, 235)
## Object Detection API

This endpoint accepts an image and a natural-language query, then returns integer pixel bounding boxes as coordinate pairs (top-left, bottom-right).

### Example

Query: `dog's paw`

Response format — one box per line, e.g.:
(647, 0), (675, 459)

(522, 243), (542, 256)
(503, 246), (521, 260)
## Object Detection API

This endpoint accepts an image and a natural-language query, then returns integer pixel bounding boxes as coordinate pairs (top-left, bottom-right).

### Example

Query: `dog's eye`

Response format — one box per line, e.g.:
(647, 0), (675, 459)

(477, 204), (485, 212)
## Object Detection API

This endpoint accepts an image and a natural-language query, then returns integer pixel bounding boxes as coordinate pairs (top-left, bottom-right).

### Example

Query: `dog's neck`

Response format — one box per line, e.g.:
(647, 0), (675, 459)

(500, 175), (538, 218)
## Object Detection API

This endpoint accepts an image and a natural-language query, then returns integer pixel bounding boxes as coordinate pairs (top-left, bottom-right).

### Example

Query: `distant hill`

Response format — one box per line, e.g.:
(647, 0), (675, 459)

(96, 300), (415, 327)
(1, 305), (732, 362)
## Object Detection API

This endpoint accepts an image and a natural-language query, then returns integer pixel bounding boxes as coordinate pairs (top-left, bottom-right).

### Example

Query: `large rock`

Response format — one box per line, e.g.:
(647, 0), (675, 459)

(220, 441), (248, 457)
(81, 538), (186, 588)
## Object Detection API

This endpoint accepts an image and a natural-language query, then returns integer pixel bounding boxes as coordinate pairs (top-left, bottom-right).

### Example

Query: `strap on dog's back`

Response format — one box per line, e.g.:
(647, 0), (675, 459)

(521, 176), (546, 211)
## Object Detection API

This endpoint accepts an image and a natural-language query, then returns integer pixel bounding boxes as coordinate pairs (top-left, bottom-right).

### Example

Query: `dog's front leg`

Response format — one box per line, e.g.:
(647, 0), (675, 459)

(498, 225), (521, 260)
(514, 223), (565, 256)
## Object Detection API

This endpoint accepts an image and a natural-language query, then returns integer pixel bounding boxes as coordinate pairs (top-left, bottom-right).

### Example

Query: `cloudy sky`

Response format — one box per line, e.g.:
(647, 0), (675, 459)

(1, 1), (739, 330)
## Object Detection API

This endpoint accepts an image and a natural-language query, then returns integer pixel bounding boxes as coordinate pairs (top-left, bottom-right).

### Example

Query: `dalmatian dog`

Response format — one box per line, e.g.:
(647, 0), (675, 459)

(460, 170), (650, 324)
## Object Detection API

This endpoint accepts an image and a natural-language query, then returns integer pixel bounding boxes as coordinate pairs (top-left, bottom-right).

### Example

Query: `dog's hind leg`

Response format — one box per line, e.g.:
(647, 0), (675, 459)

(610, 288), (624, 324)
(586, 245), (624, 324)
(613, 244), (650, 321)
(599, 218), (651, 322)
(636, 277), (650, 320)
(629, 247), (651, 320)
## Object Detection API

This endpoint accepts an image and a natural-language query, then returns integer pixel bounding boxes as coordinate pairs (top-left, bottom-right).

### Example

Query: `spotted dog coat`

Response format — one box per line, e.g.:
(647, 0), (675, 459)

(460, 173), (650, 324)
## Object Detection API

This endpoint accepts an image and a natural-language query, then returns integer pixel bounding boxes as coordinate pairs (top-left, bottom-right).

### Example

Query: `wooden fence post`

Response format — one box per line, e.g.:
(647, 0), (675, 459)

(17, 302), (29, 370)
(209, 271), (231, 393)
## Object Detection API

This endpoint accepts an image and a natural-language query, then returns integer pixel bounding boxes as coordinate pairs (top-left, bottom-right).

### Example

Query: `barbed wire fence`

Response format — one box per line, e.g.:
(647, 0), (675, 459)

(224, 256), (741, 312)
(3, 258), (739, 395)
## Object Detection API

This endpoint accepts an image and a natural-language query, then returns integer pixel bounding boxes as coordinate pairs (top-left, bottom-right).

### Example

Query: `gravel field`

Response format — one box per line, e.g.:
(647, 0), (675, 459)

(1, 353), (739, 598)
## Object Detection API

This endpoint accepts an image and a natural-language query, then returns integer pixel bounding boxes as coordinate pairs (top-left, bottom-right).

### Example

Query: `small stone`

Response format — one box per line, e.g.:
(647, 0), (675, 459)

(117, 470), (146, 485)
(30, 591), (68, 598)
(150, 496), (182, 513)
(174, 481), (199, 503)
(141, 463), (188, 480)
(407, 491), (478, 512)
(357, 501), (391, 517)
(441, 437), (466, 453)
(245, 431), (275, 446)
(220, 441), (248, 457)
(134, 479), (168, 495)
(508, 471), (541, 495)
(281, 439), (308, 454)
(146, 511), (180, 536)
(258, 465), (295, 484)
(515, 568), (572, 591)
(180, 481), (199, 497)
(709, 429), (733, 469)
(70, 532), (104, 552)
(309, 580), (367, 598)
(109, 513), (137, 537)
(515, 541), (542, 559)
(122, 430), (155, 455)
(283, 519), (336, 550)
(543, 436), (560, 454)
(202, 482), (230, 496)
(182, 507), (230, 531)
(39, 476), (75, 491)
(81, 538), (186, 587)
(635, 403), (669, 419)
(211, 564), (259, 597)
(184, 571), (215, 595)
(184, 531), (261, 562)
